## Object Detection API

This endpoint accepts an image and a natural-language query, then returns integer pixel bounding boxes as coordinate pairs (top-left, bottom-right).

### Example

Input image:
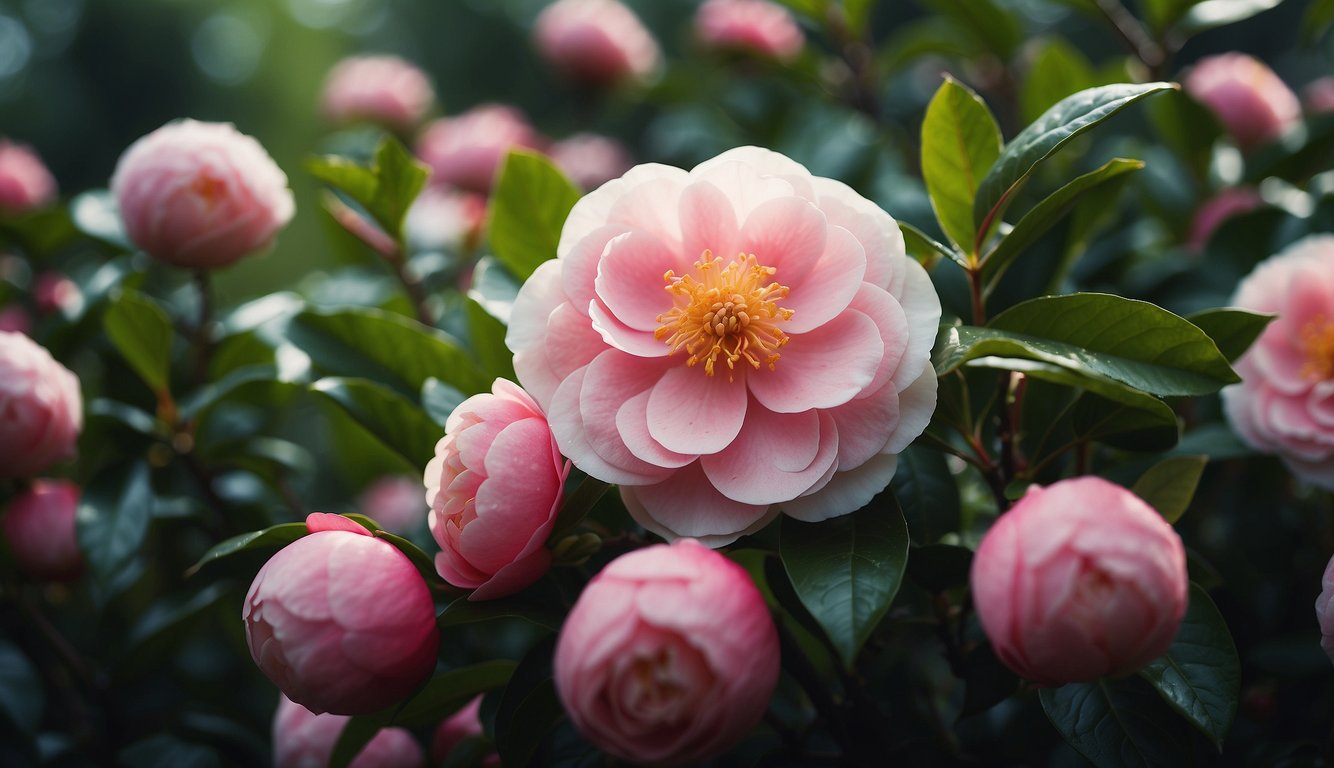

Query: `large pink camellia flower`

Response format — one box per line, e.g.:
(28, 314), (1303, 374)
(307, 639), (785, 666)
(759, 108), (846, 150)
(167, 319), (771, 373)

(1316, 553), (1334, 665)
(424, 379), (568, 600)
(1185, 53), (1300, 151)
(507, 147), (941, 546)
(416, 104), (542, 194)
(3, 479), (84, 582)
(243, 514), (439, 715)
(971, 476), (1188, 686)
(548, 133), (634, 191)
(0, 139), (57, 215)
(0, 331), (82, 478)
(554, 539), (779, 765)
(694, 0), (804, 62)
(273, 694), (424, 768)
(1223, 235), (1334, 486)
(111, 119), (295, 270)
(533, 0), (661, 88)
(321, 54), (435, 131)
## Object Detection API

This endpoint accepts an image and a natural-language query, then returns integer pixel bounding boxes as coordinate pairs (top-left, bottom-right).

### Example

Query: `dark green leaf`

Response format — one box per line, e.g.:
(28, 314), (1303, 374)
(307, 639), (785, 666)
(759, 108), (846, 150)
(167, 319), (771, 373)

(179, 365), (280, 420)
(1020, 38), (1096, 126)
(891, 446), (961, 544)
(118, 734), (220, 768)
(918, 0), (1022, 59)
(921, 76), (1002, 254)
(1177, 0), (1284, 35)
(76, 461), (153, 580)
(308, 137), (429, 241)
(900, 221), (964, 271)
(494, 637), (564, 768)
(466, 299), (516, 381)
(1040, 677), (1195, 767)
(186, 522), (307, 576)
(309, 377), (440, 468)
(1132, 455), (1207, 523)
(105, 290), (174, 396)
(488, 150), (581, 280)
(960, 641), (1020, 716)
(1187, 308), (1274, 363)
(0, 641), (42, 733)
(437, 597), (564, 632)
(422, 377), (467, 428)
(88, 398), (161, 436)
(905, 543), (973, 592)
(1070, 391), (1180, 452)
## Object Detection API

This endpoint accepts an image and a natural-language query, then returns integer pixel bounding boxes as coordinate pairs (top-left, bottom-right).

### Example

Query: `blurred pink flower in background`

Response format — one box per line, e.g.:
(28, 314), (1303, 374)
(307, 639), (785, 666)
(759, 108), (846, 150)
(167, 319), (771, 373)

(1187, 187), (1263, 252)
(1224, 235), (1334, 487)
(3, 479), (84, 582)
(112, 120), (295, 270)
(694, 0), (804, 62)
(1304, 76), (1334, 115)
(357, 475), (426, 534)
(405, 186), (488, 253)
(0, 139), (57, 215)
(970, 476), (1188, 686)
(321, 54), (435, 131)
(416, 104), (542, 194)
(0, 306), (30, 335)
(533, 0), (661, 88)
(554, 539), (779, 765)
(32, 272), (81, 316)
(1185, 53), (1300, 151)
(548, 133), (634, 191)
(273, 694), (424, 768)
(0, 331), (82, 478)
(1316, 553), (1334, 665)
(506, 146), (941, 546)
(431, 696), (498, 766)
(424, 379), (568, 600)
(243, 514), (439, 715)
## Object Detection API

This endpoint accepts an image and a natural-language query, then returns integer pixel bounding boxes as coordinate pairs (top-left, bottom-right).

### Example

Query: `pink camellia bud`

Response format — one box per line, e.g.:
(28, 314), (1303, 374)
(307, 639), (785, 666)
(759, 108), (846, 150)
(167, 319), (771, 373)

(431, 696), (498, 766)
(0, 332), (82, 478)
(1304, 76), (1334, 116)
(1316, 554), (1334, 664)
(0, 139), (57, 215)
(1186, 187), (1263, 252)
(0, 306), (30, 335)
(32, 272), (81, 316)
(321, 54), (435, 132)
(243, 513), (439, 715)
(424, 379), (568, 601)
(971, 476), (1188, 686)
(554, 539), (780, 765)
(547, 133), (634, 191)
(273, 694), (424, 768)
(1185, 53), (1301, 151)
(357, 475), (426, 535)
(416, 104), (542, 194)
(533, 0), (661, 88)
(111, 119), (295, 269)
(694, 0), (804, 62)
(3, 480), (83, 582)
(405, 187), (488, 254)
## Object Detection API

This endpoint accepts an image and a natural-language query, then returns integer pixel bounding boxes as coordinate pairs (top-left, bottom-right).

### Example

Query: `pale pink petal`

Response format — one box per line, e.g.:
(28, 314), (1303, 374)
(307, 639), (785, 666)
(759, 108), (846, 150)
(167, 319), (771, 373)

(779, 225), (867, 334)
(548, 367), (672, 485)
(617, 390), (696, 467)
(589, 298), (671, 357)
(561, 224), (625, 313)
(646, 366), (748, 455)
(747, 309), (882, 412)
(780, 452), (899, 523)
(595, 231), (686, 331)
(700, 405), (838, 505)
(736, 196), (827, 288)
(621, 462), (775, 546)
(883, 366), (937, 454)
(693, 159), (796, 222)
(580, 350), (680, 477)
(678, 180), (740, 262)
(558, 164), (690, 258)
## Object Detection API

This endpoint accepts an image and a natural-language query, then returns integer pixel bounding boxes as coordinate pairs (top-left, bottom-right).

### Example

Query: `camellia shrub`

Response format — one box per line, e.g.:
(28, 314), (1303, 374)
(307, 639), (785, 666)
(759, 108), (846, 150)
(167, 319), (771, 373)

(0, 0), (1332, 766)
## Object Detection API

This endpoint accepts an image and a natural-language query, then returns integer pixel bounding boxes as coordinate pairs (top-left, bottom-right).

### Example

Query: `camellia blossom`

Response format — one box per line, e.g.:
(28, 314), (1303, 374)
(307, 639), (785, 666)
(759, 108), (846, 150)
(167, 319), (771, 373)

(694, 0), (804, 62)
(970, 477), (1188, 686)
(533, 0), (661, 88)
(506, 146), (941, 546)
(243, 514), (439, 715)
(321, 54), (435, 131)
(416, 104), (542, 194)
(1223, 235), (1334, 486)
(1305, 76), (1334, 115)
(0, 331), (82, 478)
(1185, 53), (1301, 151)
(405, 186), (487, 254)
(554, 539), (780, 765)
(431, 696), (498, 766)
(0, 306), (30, 335)
(357, 475), (426, 534)
(1316, 553), (1334, 665)
(273, 694), (424, 768)
(3, 479), (84, 581)
(424, 379), (568, 600)
(548, 133), (634, 191)
(111, 119), (295, 269)
(0, 139), (57, 215)
(1187, 187), (1263, 252)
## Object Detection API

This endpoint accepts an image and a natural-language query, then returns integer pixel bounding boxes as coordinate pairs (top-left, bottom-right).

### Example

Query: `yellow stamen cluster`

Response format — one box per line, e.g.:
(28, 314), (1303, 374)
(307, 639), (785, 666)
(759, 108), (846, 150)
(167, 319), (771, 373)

(655, 251), (794, 381)
(1301, 314), (1334, 381)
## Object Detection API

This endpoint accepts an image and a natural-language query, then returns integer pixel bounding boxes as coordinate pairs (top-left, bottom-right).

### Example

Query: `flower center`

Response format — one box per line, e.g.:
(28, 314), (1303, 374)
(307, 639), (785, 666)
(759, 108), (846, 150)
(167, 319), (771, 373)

(190, 171), (228, 208)
(1301, 315), (1334, 381)
(654, 251), (793, 381)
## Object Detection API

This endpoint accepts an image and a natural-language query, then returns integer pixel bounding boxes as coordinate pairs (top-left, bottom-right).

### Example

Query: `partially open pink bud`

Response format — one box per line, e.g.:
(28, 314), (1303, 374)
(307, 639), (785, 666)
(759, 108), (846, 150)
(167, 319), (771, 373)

(431, 696), (498, 766)
(0, 306), (30, 335)
(694, 0), (804, 62)
(273, 694), (424, 768)
(1316, 554), (1334, 664)
(554, 539), (780, 765)
(111, 120), (295, 269)
(416, 105), (542, 194)
(0, 139), (57, 215)
(243, 514), (439, 715)
(533, 0), (661, 88)
(425, 379), (568, 600)
(1187, 187), (1263, 252)
(3, 480), (83, 582)
(321, 54), (435, 132)
(971, 476), (1188, 686)
(547, 133), (633, 191)
(0, 332), (82, 478)
(1185, 53), (1301, 151)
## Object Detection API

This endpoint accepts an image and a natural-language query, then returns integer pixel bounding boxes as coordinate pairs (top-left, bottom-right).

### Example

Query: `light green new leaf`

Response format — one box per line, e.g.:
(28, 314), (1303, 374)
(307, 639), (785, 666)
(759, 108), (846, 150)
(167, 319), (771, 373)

(309, 377), (441, 468)
(921, 76), (1003, 254)
(307, 137), (429, 241)
(105, 290), (174, 396)
(1132, 455), (1208, 523)
(488, 150), (581, 280)
(1020, 38), (1097, 126)
(900, 221), (965, 271)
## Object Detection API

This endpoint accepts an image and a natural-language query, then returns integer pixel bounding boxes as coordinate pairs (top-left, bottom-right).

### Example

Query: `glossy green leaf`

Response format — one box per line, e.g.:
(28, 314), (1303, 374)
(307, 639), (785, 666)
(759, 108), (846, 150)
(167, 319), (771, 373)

(1177, 0), (1284, 35)
(466, 255), (522, 326)
(466, 298), (516, 381)
(1187, 308), (1275, 363)
(105, 289), (174, 396)
(437, 596), (564, 632)
(921, 76), (1002, 254)
(1132, 455), (1208, 523)
(186, 522), (307, 575)
(900, 221), (964, 270)
(1070, 391), (1180, 452)
(891, 446), (961, 544)
(88, 398), (161, 436)
(309, 377), (440, 468)
(1040, 676), (1196, 767)
(1020, 38), (1096, 125)
(780, 491), (910, 668)
(494, 637), (563, 768)
(0, 640), (43, 733)
(76, 461), (153, 580)
(488, 150), (581, 280)
(918, 0), (1022, 59)
(307, 137), (429, 241)
(421, 377), (467, 428)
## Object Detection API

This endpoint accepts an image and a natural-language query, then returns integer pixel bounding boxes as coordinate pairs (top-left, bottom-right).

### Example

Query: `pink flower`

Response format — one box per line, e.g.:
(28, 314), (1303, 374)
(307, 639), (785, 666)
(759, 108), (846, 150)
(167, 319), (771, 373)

(554, 539), (778, 764)
(1316, 553), (1334, 664)
(111, 120), (295, 269)
(506, 147), (941, 546)
(424, 379), (568, 600)
(0, 306), (30, 335)
(548, 133), (634, 191)
(533, 0), (661, 88)
(416, 105), (542, 194)
(321, 54), (435, 131)
(971, 476), (1188, 686)
(243, 513), (439, 715)
(358, 475), (425, 534)
(405, 187), (487, 253)
(3, 479), (83, 581)
(1187, 187), (1263, 252)
(273, 694), (424, 768)
(1185, 53), (1300, 151)
(1223, 235), (1334, 486)
(0, 332), (82, 478)
(431, 696), (498, 766)
(32, 272), (81, 316)
(695, 0), (804, 62)
(1304, 76), (1334, 116)
(0, 139), (57, 215)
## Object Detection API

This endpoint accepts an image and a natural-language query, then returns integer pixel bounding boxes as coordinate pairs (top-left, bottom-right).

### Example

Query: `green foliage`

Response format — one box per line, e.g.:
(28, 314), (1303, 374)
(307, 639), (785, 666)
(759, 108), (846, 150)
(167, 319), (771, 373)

(104, 289), (175, 397)
(1041, 677), (1199, 767)
(76, 461), (153, 581)
(921, 77), (1002, 256)
(308, 137), (430, 242)
(1132, 455), (1207, 523)
(488, 151), (582, 280)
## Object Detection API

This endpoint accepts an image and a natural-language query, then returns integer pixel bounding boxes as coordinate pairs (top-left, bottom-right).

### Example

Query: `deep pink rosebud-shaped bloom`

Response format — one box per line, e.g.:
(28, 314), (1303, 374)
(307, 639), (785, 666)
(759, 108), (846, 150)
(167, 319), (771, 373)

(424, 379), (568, 600)
(111, 119), (295, 269)
(971, 477), (1188, 686)
(0, 332), (82, 478)
(431, 696), (498, 766)
(507, 147), (941, 546)
(555, 539), (779, 764)
(357, 475), (425, 534)
(243, 514), (439, 715)
(534, 0), (661, 88)
(416, 105), (542, 194)
(695, 0), (804, 62)
(273, 694), (424, 768)
(0, 140), (57, 215)
(548, 133), (634, 191)
(3, 479), (83, 581)
(321, 54), (435, 131)
(1185, 53), (1300, 151)
(0, 306), (30, 335)
(1316, 554), (1334, 664)
(1187, 187), (1263, 252)
(1223, 235), (1334, 486)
